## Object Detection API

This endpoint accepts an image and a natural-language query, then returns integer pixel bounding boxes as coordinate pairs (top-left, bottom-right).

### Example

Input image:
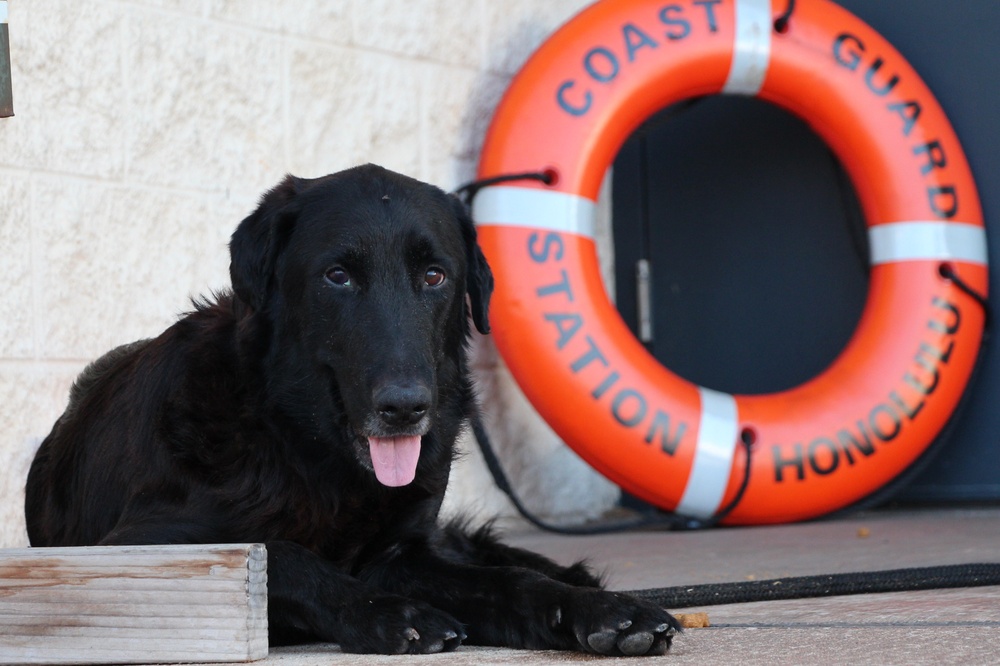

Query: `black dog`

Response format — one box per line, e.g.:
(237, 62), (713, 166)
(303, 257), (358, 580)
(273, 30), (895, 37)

(25, 165), (679, 655)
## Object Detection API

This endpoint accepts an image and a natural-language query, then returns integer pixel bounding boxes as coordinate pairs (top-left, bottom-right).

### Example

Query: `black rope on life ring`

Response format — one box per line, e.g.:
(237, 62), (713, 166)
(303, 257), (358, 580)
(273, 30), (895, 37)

(773, 0), (796, 34)
(469, 412), (753, 535)
(455, 165), (992, 534)
(453, 171), (553, 207)
(456, 173), (755, 534)
(940, 262), (991, 331)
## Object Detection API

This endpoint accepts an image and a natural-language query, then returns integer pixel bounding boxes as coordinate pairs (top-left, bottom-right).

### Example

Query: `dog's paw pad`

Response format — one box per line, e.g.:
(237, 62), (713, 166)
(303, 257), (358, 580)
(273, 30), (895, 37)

(586, 629), (619, 653)
(567, 588), (683, 655)
(618, 630), (655, 655)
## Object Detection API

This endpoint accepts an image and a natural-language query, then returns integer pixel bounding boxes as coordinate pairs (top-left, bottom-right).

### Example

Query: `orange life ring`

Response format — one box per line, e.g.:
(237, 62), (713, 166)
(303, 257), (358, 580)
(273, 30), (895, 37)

(473, 0), (988, 524)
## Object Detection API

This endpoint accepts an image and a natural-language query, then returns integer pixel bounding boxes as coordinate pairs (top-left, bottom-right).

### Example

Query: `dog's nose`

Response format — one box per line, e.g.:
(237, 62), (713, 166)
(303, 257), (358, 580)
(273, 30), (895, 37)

(374, 384), (431, 428)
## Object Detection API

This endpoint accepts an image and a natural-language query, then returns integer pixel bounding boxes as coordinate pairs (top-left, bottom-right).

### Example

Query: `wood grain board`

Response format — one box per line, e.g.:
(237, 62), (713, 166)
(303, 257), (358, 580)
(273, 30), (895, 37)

(0, 544), (267, 664)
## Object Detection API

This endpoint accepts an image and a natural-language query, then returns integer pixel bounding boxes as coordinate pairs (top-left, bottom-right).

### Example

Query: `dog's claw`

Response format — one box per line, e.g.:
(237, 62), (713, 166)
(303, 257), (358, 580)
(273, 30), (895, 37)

(404, 627), (420, 641)
(656, 621), (677, 634)
(618, 619), (633, 630)
(443, 630), (458, 640)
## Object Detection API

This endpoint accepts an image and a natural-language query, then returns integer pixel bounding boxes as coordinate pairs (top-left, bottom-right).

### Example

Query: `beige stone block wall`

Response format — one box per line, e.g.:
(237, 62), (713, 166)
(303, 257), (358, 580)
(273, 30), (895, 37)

(0, 0), (619, 548)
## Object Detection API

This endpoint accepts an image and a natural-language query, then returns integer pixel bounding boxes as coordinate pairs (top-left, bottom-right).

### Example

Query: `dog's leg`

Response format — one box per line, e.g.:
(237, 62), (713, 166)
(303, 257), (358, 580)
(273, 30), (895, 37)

(439, 521), (603, 588)
(360, 532), (680, 656)
(99, 518), (465, 654)
(265, 540), (467, 653)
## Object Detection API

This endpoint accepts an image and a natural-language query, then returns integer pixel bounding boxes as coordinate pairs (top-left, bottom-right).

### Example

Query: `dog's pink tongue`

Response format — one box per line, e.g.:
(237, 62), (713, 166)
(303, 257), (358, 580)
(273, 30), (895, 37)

(367, 436), (422, 487)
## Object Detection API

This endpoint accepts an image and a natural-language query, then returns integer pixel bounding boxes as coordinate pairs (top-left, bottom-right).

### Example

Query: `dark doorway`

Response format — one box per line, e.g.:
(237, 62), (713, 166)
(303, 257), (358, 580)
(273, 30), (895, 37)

(612, 96), (869, 396)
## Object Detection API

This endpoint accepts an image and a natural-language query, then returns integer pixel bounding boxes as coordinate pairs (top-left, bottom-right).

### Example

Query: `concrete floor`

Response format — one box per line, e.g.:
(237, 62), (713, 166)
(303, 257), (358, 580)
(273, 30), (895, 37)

(195, 507), (1000, 665)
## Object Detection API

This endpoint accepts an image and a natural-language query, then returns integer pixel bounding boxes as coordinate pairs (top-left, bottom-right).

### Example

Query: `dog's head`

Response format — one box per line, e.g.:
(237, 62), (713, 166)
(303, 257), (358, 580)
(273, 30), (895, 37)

(229, 164), (493, 487)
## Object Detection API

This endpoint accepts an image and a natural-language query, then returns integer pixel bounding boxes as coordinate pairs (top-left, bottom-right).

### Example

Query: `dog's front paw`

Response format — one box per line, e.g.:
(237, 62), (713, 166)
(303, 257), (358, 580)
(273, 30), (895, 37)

(337, 596), (466, 654)
(559, 589), (681, 656)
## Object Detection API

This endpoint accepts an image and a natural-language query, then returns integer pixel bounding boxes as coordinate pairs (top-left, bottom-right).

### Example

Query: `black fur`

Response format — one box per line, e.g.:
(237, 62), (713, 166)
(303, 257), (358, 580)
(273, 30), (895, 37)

(25, 164), (679, 655)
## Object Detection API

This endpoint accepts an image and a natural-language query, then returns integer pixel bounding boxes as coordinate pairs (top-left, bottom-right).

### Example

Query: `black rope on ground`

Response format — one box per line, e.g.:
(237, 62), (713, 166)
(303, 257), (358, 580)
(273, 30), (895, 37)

(459, 166), (756, 533)
(626, 563), (1000, 608)
(773, 0), (796, 34)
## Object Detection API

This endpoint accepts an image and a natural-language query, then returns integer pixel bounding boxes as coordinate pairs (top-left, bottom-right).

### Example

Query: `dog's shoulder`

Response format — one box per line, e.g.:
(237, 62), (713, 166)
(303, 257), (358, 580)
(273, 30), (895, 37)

(61, 292), (248, 425)
(64, 338), (153, 419)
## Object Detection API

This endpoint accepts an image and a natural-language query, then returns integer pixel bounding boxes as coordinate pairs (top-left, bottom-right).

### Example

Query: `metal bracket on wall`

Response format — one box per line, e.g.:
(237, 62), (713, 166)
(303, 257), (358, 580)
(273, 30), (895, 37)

(636, 258), (654, 344)
(1, 1), (12, 118)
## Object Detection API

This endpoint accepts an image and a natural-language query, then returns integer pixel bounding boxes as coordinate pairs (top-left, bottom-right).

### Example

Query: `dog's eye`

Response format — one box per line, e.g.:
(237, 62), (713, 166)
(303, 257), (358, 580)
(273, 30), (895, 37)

(424, 268), (446, 288)
(325, 267), (352, 287)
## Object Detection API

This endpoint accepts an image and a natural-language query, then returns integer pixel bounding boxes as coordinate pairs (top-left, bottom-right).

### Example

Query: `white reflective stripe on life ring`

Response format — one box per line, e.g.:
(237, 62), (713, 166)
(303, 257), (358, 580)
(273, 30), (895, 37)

(676, 387), (740, 519)
(472, 186), (597, 239)
(723, 0), (772, 96)
(869, 221), (989, 266)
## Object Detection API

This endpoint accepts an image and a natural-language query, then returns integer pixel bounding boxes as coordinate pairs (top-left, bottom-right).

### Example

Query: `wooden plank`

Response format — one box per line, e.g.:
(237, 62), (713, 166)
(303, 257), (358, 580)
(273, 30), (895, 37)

(0, 544), (267, 665)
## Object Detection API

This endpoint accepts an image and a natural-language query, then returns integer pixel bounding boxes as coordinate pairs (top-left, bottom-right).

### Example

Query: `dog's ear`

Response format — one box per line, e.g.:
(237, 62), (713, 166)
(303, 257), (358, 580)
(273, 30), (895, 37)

(450, 195), (494, 335)
(229, 176), (304, 310)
